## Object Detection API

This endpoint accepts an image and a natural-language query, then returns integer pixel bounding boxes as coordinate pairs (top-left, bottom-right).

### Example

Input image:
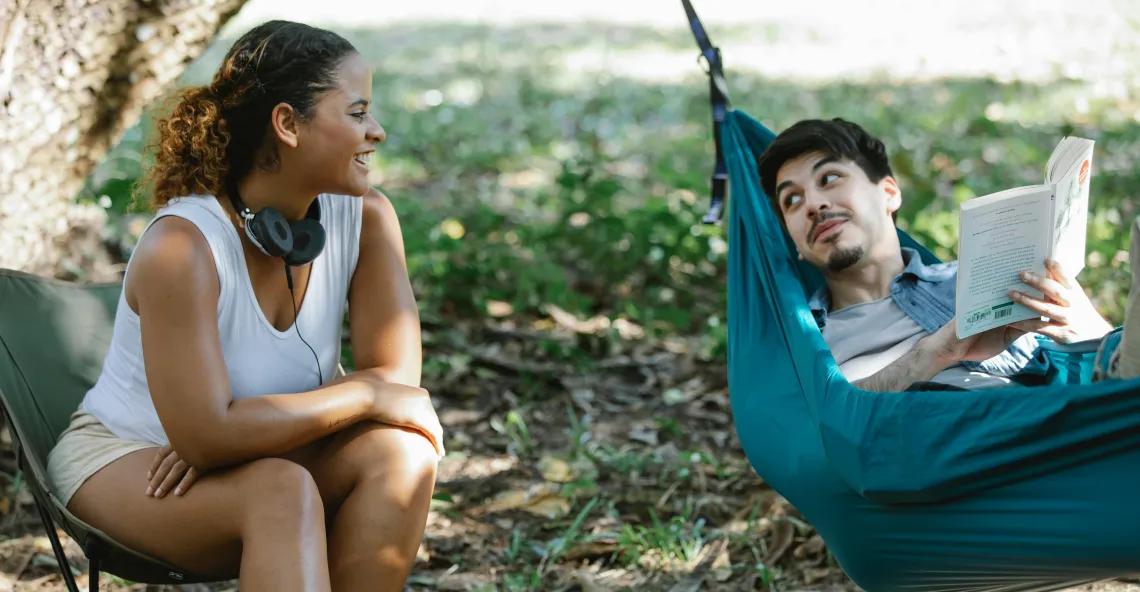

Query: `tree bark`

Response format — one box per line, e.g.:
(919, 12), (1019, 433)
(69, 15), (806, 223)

(0, 0), (249, 281)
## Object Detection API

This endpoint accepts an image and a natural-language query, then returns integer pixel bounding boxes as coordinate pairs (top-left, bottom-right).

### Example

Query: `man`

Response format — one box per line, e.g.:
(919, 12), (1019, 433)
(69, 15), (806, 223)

(755, 118), (1134, 392)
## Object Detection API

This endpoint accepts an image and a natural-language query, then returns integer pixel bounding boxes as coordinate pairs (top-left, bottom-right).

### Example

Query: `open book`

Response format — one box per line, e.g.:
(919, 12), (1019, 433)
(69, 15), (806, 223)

(955, 136), (1095, 339)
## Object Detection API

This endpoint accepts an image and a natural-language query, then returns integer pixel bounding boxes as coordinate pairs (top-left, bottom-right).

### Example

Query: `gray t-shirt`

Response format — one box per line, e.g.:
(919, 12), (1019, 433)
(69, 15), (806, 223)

(821, 296), (1015, 390)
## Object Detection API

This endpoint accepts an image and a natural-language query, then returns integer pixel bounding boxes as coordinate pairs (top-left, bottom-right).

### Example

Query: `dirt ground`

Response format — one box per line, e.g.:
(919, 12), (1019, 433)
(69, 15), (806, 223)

(3, 319), (1140, 591)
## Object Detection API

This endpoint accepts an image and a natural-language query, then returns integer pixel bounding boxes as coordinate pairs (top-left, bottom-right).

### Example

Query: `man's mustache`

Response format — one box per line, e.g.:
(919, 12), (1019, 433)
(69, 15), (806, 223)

(809, 212), (851, 242)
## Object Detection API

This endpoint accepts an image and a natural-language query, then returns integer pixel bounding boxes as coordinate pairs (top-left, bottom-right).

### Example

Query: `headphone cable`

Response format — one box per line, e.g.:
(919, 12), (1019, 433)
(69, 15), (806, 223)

(284, 264), (324, 386)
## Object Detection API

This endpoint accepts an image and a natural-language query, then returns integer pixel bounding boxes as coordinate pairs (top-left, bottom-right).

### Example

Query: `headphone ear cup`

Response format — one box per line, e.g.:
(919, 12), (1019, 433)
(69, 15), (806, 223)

(247, 207), (293, 257)
(284, 218), (326, 266)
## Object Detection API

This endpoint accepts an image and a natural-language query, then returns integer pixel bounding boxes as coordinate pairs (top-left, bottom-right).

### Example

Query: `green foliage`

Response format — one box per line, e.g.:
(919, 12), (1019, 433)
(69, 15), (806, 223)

(80, 23), (1138, 357)
(614, 505), (710, 570)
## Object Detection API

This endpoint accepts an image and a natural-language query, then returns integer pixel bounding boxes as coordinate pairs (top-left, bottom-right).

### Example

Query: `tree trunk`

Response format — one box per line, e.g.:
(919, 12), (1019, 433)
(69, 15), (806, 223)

(0, 0), (249, 281)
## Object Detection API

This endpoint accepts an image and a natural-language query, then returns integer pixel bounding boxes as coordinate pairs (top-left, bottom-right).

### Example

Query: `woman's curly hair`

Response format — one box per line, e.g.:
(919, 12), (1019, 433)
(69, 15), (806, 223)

(134, 20), (357, 210)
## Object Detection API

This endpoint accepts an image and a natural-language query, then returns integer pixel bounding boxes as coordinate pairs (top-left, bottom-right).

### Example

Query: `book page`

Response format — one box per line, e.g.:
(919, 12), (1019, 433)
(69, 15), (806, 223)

(956, 187), (1052, 339)
(1045, 138), (1094, 277)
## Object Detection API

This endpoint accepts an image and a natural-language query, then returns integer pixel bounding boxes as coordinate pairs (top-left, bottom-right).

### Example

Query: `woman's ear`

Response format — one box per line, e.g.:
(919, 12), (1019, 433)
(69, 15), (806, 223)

(270, 102), (300, 149)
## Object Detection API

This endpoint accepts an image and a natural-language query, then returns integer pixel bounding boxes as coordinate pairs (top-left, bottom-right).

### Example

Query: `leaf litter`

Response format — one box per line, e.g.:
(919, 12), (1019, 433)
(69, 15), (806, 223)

(0, 309), (849, 592)
(3, 312), (1140, 590)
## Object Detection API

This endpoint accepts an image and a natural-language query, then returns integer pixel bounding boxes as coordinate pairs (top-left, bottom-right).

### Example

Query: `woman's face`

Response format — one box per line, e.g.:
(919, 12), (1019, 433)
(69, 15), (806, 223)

(284, 52), (386, 199)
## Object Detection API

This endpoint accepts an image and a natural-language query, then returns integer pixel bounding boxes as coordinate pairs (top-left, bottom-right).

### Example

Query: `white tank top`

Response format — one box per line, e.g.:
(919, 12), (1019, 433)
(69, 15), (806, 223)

(81, 193), (363, 445)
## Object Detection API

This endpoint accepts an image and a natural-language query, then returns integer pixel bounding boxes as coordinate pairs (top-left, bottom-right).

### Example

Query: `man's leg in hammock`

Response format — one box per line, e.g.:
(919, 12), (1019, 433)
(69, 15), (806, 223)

(1112, 217), (1140, 379)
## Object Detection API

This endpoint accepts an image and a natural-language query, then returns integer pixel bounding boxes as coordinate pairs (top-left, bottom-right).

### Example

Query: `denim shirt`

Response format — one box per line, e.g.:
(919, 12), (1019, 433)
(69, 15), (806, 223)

(808, 248), (1052, 378)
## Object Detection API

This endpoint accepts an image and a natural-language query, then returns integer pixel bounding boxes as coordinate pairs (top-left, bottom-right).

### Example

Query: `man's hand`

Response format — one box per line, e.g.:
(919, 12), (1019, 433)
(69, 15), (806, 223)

(922, 316), (1026, 365)
(852, 317), (1022, 393)
(1009, 258), (1113, 344)
(146, 444), (200, 498)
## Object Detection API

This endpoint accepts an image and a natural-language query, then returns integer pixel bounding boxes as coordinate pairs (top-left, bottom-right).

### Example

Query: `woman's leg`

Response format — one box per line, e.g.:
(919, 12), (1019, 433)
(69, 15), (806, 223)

(290, 421), (438, 592)
(67, 450), (330, 590)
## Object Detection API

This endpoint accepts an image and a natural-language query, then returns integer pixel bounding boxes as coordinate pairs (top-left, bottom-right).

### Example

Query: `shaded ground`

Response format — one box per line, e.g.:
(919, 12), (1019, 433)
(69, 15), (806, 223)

(0, 317), (846, 591)
(4, 318), (1140, 591)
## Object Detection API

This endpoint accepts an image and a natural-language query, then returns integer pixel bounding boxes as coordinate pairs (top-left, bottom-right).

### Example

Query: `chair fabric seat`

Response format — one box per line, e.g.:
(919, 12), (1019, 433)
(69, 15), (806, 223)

(0, 268), (214, 585)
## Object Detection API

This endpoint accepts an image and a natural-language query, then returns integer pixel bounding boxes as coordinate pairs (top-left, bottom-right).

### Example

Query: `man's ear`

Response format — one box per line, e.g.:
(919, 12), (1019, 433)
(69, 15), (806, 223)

(270, 102), (300, 149)
(882, 176), (902, 215)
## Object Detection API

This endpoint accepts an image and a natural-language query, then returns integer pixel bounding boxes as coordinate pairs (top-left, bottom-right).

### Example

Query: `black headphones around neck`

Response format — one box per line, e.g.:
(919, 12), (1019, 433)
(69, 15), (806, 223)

(229, 193), (326, 267)
(226, 191), (328, 386)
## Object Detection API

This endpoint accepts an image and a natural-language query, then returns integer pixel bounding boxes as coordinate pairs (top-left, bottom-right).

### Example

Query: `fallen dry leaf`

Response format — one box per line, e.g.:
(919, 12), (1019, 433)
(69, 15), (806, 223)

(538, 455), (573, 482)
(435, 570), (496, 591)
(570, 569), (615, 592)
(794, 534), (827, 559)
(481, 483), (570, 519)
(439, 409), (488, 426)
(561, 538), (620, 561)
(662, 388), (685, 405)
(486, 300), (514, 317)
(544, 304), (611, 334)
(666, 575), (705, 592)
(765, 518), (796, 566)
(804, 567), (833, 585)
(711, 543), (733, 582)
(628, 426), (659, 446)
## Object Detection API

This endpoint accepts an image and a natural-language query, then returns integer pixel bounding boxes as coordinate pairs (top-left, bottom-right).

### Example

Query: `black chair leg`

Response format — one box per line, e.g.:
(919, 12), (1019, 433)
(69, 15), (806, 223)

(88, 555), (100, 591)
(83, 535), (107, 591)
(34, 497), (80, 592)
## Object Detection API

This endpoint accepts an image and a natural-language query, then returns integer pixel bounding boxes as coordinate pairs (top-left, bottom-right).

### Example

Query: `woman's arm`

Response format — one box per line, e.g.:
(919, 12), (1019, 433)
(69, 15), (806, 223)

(340, 188), (443, 454)
(346, 188), (423, 387)
(130, 216), (416, 471)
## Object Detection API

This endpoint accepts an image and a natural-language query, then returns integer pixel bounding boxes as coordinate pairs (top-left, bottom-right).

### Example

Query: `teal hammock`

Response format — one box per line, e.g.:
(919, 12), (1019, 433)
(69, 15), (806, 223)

(681, 2), (1140, 590)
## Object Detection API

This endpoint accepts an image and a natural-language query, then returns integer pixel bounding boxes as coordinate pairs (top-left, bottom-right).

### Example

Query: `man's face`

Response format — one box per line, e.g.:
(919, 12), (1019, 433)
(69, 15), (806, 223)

(774, 151), (900, 274)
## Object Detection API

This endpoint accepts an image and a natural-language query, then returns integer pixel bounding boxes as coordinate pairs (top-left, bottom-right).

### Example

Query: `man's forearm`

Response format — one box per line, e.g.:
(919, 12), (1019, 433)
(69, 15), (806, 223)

(852, 337), (951, 392)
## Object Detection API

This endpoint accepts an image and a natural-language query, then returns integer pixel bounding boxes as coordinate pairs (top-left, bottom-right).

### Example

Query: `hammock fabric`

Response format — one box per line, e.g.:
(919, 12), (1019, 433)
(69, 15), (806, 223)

(722, 108), (1140, 591)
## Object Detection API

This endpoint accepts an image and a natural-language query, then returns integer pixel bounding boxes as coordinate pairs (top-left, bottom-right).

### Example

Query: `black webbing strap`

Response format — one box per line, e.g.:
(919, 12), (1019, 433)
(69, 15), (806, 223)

(681, 0), (731, 223)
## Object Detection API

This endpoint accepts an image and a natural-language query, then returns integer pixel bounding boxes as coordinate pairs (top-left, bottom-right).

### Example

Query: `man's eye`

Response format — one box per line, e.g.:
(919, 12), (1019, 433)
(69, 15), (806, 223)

(783, 194), (802, 209)
(822, 173), (840, 184)
(352, 112), (368, 120)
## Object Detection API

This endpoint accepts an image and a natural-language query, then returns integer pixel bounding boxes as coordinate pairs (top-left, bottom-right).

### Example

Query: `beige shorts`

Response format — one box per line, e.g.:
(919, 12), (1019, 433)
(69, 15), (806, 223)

(46, 410), (159, 508)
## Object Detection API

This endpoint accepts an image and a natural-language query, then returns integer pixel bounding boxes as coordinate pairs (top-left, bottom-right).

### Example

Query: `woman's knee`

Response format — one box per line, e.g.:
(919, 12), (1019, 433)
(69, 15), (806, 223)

(237, 458), (324, 528)
(342, 423), (439, 485)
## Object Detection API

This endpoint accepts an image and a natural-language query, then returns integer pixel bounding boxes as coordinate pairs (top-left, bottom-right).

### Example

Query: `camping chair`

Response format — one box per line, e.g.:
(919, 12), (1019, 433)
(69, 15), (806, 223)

(681, 2), (1140, 591)
(0, 268), (213, 591)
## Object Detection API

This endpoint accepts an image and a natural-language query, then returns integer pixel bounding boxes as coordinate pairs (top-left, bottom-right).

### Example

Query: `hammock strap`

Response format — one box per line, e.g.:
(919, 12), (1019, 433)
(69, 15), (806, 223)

(681, 0), (731, 223)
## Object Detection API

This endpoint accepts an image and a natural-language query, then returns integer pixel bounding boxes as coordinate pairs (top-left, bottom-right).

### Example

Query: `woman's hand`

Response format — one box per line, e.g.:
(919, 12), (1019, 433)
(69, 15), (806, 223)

(370, 382), (445, 458)
(1009, 258), (1113, 344)
(146, 444), (201, 498)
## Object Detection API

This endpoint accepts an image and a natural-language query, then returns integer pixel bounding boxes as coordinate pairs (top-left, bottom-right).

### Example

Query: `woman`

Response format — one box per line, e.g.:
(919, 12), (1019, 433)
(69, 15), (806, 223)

(45, 20), (443, 591)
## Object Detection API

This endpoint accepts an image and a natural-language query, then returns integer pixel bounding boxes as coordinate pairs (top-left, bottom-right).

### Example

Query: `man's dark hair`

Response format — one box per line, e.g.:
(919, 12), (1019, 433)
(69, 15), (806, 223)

(756, 118), (897, 222)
